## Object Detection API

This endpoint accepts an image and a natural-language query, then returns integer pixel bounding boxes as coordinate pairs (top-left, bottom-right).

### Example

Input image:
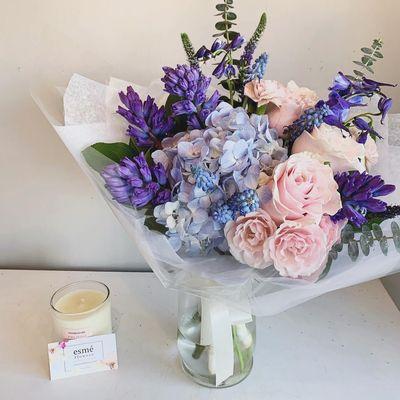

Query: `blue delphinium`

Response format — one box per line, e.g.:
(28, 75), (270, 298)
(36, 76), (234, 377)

(117, 87), (174, 148)
(101, 153), (171, 208)
(332, 171), (395, 227)
(286, 101), (331, 144)
(244, 52), (268, 82)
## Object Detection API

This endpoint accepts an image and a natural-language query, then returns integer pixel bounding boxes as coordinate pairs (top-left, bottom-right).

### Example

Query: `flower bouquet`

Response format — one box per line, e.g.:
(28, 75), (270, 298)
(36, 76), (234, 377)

(36, 0), (400, 388)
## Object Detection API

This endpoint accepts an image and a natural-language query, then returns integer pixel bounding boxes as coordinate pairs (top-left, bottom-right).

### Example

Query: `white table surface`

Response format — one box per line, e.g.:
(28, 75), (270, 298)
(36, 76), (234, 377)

(0, 270), (400, 400)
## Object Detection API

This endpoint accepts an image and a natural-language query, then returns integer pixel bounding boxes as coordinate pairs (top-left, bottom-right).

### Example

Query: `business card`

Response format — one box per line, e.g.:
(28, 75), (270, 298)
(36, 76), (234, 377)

(48, 333), (118, 380)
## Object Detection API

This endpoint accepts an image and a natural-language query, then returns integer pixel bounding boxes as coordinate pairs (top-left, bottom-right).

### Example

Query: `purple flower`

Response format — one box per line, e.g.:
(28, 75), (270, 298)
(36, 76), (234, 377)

(101, 153), (171, 208)
(378, 97), (393, 123)
(117, 87), (174, 147)
(195, 45), (211, 59)
(332, 171), (395, 227)
(211, 38), (225, 52)
(360, 77), (396, 92)
(226, 35), (245, 51)
(329, 72), (352, 96)
(172, 100), (197, 116)
(162, 65), (211, 106)
(353, 117), (382, 141)
(213, 58), (227, 79)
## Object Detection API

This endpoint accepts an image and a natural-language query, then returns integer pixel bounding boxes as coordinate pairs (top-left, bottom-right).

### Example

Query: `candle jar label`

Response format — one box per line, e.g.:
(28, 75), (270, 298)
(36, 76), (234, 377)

(63, 328), (93, 340)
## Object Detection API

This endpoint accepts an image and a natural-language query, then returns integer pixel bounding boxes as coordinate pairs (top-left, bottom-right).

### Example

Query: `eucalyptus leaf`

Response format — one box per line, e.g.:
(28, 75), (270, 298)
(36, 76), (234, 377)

(226, 12), (237, 20)
(372, 223), (383, 240)
(379, 237), (389, 256)
(374, 51), (383, 58)
(353, 69), (364, 77)
(333, 242), (343, 252)
(215, 21), (232, 31)
(393, 235), (400, 253)
(341, 225), (354, 244)
(359, 234), (370, 256)
(391, 221), (400, 237)
(361, 47), (373, 54)
(353, 61), (365, 68)
(348, 239), (359, 262)
(362, 225), (374, 246)
(216, 4), (229, 11)
(365, 65), (374, 74)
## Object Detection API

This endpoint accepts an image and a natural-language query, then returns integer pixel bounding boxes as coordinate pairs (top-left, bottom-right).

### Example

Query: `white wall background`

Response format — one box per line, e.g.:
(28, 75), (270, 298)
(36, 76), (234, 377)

(1, 0), (399, 270)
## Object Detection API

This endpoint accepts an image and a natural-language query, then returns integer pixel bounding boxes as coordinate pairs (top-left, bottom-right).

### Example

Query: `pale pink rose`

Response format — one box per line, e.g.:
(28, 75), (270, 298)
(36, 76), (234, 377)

(262, 153), (341, 225)
(319, 215), (347, 251)
(225, 210), (277, 269)
(364, 136), (379, 171)
(268, 221), (328, 278)
(267, 81), (318, 137)
(292, 124), (366, 173)
(244, 79), (287, 107)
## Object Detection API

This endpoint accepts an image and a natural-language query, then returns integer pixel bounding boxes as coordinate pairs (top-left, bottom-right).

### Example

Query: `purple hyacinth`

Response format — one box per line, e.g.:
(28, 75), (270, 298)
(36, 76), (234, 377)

(117, 87), (174, 148)
(162, 64), (220, 128)
(101, 153), (171, 208)
(378, 97), (393, 123)
(331, 171), (395, 227)
(162, 64), (211, 106)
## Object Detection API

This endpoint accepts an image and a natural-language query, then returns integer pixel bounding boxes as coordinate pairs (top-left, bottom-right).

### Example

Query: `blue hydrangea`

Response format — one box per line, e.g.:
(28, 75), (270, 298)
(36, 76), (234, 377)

(192, 167), (217, 193)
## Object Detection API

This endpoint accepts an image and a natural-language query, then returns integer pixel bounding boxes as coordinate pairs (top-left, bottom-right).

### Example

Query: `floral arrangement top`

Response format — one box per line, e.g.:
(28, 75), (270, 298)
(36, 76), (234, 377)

(84, 1), (398, 281)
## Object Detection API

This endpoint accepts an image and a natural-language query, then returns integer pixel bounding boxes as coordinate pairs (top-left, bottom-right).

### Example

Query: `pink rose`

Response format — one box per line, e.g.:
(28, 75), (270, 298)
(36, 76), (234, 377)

(269, 221), (328, 278)
(319, 215), (347, 251)
(292, 124), (366, 173)
(244, 80), (287, 107)
(225, 210), (277, 269)
(262, 153), (341, 224)
(267, 81), (318, 137)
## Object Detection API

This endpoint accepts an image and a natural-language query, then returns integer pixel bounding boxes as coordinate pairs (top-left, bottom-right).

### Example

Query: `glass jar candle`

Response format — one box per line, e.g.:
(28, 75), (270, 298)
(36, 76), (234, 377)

(50, 280), (112, 340)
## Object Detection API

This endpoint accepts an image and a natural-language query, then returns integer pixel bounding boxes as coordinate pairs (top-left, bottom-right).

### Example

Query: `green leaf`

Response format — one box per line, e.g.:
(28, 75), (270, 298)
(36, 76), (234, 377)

(374, 51), (383, 58)
(361, 47), (373, 54)
(348, 239), (359, 261)
(223, 31), (239, 40)
(341, 225), (354, 244)
(215, 21), (232, 31)
(164, 94), (181, 116)
(379, 237), (389, 255)
(393, 234), (400, 253)
(82, 142), (137, 173)
(333, 242), (343, 252)
(361, 55), (374, 64)
(144, 148), (153, 166)
(144, 216), (167, 234)
(362, 225), (374, 246)
(212, 32), (225, 37)
(318, 256), (332, 281)
(129, 138), (142, 155)
(364, 65), (374, 74)
(359, 234), (370, 256)
(353, 69), (364, 77)
(391, 221), (400, 237)
(372, 223), (383, 240)
(225, 0), (234, 4)
(216, 4), (229, 11)
(226, 12), (237, 20)
(353, 61), (365, 68)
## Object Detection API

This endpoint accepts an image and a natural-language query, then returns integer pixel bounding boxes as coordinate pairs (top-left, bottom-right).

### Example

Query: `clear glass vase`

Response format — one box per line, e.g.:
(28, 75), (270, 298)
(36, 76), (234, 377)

(177, 292), (255, 388)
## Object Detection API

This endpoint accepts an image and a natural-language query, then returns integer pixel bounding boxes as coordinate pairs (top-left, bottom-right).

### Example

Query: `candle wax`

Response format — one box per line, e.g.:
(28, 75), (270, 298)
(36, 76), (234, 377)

(55, 290), (106, 314)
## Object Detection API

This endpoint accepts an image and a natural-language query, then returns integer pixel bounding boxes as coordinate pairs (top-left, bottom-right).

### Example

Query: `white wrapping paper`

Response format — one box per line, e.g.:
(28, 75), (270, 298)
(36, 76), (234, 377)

(33, 74), (400, 317)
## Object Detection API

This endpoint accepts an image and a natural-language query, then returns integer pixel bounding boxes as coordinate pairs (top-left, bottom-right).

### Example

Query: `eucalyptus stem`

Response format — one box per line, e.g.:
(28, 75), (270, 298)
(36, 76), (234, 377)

(232, 326), (245, 372)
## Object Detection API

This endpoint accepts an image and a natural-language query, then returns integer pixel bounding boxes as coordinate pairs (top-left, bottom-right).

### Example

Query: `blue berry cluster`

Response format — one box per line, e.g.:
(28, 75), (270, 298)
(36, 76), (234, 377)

(244, 52), (268, 82)
(192, 167), (217, 193)
(212, 201), (235, 225)
(229, 189), (260, 216)
(286, 102), (331, 144)
(212, 189), (260, 225)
